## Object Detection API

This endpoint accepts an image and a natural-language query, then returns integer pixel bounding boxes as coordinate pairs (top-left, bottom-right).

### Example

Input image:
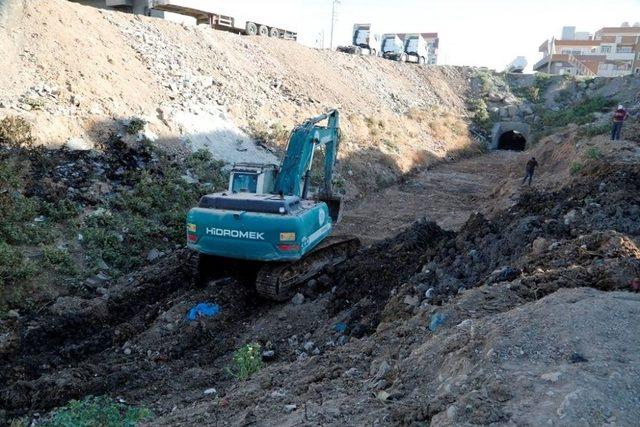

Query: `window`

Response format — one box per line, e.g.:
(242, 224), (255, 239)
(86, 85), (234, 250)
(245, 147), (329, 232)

(231, 173), (258, 193)
(600, 46), (612, 53)
(617, 46), (633, 53)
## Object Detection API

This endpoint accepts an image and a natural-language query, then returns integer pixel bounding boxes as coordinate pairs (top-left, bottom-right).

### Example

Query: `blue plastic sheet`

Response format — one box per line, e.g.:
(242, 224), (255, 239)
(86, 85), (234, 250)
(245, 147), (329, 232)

(187, 303), (220, 321)
(335, 322), (347, 334)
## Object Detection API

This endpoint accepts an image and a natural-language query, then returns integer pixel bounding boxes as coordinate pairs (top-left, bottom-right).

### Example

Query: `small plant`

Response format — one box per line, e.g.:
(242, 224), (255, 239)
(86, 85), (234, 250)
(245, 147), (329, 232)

(42, 246), (77, 276)
(0, 116), (35, 148)
(125, 117), (146, 135)
(21, 96), (45, 110)
(570, 161), (583, 175)
(227, 343), (263, 380)
(42, 395), (153, 427)
(585, 146), (602, 160)
(578, 123), (609, 138)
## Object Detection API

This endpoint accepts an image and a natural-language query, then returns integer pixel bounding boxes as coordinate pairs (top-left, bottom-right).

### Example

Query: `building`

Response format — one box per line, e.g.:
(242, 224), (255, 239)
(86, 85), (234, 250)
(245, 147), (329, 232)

(423, 33), (439, 65)
(534, 23), (640, 77)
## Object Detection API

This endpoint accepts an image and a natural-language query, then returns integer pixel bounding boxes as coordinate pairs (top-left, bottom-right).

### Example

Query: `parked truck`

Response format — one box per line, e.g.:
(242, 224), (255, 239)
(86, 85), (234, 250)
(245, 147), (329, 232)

(402, 33), (429, 65)
(381, 33), (406, 61)
(149, 0), (297, 40)
(337, 23), (380, 56)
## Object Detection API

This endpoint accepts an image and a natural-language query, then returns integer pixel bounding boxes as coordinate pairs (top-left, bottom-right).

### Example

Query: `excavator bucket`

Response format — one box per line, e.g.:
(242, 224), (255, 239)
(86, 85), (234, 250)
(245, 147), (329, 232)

(319, 194), (343, 224)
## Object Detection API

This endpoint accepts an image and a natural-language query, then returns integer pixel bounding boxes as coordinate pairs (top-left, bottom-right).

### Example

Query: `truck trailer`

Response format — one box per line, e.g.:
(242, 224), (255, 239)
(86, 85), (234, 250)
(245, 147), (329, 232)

(149, 0), (298, 40)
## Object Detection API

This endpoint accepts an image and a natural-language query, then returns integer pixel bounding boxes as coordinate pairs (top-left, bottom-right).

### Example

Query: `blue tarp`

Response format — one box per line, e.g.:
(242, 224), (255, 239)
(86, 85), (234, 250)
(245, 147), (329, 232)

(187, 303), (220, 321)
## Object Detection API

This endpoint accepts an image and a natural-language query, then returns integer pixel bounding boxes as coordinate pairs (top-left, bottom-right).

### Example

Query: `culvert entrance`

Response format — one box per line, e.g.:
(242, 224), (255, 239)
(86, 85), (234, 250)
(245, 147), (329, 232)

(497, 130), (527, 151)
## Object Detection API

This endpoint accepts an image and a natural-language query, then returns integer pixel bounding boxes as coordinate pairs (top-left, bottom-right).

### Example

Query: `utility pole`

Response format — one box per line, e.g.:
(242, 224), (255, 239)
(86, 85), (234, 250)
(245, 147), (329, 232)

(329, 0), (340, 50)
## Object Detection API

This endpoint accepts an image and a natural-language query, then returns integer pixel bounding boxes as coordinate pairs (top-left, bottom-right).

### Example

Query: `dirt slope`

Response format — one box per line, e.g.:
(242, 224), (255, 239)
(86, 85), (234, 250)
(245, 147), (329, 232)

(0, 0), (477, 195)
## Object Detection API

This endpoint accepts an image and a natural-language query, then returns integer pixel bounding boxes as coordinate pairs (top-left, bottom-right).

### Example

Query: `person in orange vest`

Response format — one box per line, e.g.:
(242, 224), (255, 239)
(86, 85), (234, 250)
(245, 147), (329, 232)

(611, 105), (629, 141)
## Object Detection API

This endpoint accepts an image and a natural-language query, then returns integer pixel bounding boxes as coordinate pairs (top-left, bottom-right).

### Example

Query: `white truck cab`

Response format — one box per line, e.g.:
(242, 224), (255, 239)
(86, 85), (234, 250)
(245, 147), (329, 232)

(403, 34), (429, 65)
(381, 34), (405, 61)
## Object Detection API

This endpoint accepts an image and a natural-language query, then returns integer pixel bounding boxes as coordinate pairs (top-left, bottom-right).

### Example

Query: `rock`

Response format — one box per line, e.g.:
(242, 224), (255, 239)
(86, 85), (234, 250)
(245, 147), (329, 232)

(373, 361), (391, 380)
(303, 341), (314, 351)
(446, 405), (458, 420)
(291, 293), (305, 305)
(89, 104), (103, 115)
(541, 372), (561, 382)
(424, 288), (435, 300)
(344, 367), (358, 377)
(564, 209), (577, 225)
(403, 294), (420, 307)
(123, 348), (132, 355)
(262, 350), (275, 361)
(203, 388), (217, 395)
(65, 137), (93, 151)
(6, 309), (20, 319)
(283, 404), (297, 413)
(19, 103), (32, 111)
(147, 248), (162, 262)
(532, 237), (548, 254)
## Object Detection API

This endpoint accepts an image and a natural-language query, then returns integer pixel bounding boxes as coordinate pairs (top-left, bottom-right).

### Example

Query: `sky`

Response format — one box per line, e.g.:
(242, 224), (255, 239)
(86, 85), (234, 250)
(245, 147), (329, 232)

(203, 0), (640, 71)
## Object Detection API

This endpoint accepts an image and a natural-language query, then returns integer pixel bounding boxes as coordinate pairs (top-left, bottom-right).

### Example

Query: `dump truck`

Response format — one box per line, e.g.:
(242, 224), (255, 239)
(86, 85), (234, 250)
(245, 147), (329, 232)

(337, 23), (380, 55)
(186, 110), (360, 300)
(403, 33), (429, 64)
(381, 33), (406, 61)
(150, 0), (298, 40)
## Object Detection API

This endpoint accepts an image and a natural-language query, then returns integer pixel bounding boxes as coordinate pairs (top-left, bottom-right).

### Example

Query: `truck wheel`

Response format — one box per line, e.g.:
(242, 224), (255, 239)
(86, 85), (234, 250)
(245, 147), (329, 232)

(419, 56), (426, 65)
(258, 25), (269, 36)
(370, 48), (377, 56)
(269, 27), (279, 38)
(246, 22), (258, 36)
(400, 53), (407, 62)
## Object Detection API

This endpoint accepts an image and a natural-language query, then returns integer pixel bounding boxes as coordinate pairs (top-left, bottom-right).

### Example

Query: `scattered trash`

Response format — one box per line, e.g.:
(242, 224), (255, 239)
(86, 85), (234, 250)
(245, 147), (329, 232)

(283, 404), (297, 413)
(335, 322), (347, 334)
(375, 390), (390, 402)
(203, 388), (217, 395)
(187, 302), (220, 321)
(34, 215), (46, 222)
(429, 313), (446, 332)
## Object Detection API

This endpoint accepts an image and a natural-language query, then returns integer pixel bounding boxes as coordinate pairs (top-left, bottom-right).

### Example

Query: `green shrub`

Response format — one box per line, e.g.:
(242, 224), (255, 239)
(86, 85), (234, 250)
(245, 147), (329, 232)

(125, 117), (146, 135)
(578, 123), (609, 138)
(227, 343), (263, 381)
(42, 395), (153, 427)
(0, 242), (34, 289)
(21, 97), (45, 111)
(585, 146), (602, 160)
(42, 247), (77, 276)
(0, 116), (35, 148)
(570, 161), (583, 175)
(541, 96), (616, 128)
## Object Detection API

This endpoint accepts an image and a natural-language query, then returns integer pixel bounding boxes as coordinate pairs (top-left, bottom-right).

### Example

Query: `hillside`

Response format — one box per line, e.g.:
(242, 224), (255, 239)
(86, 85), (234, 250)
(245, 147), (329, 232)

(0, 0), (478, 195)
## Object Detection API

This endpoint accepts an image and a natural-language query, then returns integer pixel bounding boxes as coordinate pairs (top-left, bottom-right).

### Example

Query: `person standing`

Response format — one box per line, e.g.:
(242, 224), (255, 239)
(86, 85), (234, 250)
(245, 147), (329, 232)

(611, 105), (629, 141)
(522, 157), (538, 186)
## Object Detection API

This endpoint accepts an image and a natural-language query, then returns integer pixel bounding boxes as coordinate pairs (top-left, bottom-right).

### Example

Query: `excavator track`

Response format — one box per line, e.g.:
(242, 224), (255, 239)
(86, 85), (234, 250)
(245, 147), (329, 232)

(255, 235), (361, 301)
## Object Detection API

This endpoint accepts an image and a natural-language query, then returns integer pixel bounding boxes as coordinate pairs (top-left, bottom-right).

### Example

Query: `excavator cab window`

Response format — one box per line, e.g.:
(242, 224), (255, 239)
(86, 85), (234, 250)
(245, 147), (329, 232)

(231, 173), (258, 193)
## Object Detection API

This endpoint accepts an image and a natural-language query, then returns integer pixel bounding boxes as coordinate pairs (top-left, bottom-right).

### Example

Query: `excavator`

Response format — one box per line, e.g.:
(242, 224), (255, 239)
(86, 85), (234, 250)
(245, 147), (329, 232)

(186, 110), (360, 300)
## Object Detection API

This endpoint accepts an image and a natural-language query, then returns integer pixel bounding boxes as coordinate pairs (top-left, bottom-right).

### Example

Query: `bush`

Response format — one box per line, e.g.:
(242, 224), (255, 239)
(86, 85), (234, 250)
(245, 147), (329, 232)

(227, 343), (263, 380)
(42, 395), (153, 427)
(541, 96), (616, 128)
(570, 161), (583, 175)
(578, 123), (609, 138)
(0, 116), (35, 148)
(42, 246), (77, 276)
(125, 117), (146, 135)
(0, 242), (34, 289)
(585, 146), (602, 160)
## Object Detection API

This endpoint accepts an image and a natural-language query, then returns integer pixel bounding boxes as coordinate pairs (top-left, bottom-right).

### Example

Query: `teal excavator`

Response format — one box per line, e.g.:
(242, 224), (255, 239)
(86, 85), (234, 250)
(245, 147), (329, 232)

(186, 110), (360, 300)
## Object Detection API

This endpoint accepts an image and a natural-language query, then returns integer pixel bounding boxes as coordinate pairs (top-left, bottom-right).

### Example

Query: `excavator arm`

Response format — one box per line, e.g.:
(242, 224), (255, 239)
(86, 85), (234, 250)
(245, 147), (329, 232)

(274, 110), (340, 199)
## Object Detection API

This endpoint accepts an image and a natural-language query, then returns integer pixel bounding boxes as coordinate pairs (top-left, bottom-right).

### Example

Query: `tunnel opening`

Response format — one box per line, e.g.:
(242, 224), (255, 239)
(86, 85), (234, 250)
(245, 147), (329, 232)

(497, 130), (527, 151)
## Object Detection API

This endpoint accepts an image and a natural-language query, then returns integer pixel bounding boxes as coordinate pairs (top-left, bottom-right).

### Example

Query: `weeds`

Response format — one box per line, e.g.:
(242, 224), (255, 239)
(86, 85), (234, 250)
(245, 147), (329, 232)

(0, 116), (35, 148)
(540, 96), (616, 128)
(125, 117), (146, 135)
(585, 146), (602, 160)
(570, 161), (583, 175)
(20, 97), (45, 111)
(42, 246), (77, 276)
(578, 123), (609, 138)
(41, 395), (153, 427)
(227, 343), (263, 381)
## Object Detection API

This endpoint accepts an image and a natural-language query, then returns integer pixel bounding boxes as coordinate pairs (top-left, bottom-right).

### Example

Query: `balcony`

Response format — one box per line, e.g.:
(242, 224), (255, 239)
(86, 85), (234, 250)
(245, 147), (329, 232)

(606, 52), (635, 61)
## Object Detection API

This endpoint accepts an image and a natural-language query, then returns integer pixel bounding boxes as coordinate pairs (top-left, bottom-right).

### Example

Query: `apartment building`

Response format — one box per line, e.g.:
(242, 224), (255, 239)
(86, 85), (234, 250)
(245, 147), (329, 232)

(534, 23), (640, 77)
